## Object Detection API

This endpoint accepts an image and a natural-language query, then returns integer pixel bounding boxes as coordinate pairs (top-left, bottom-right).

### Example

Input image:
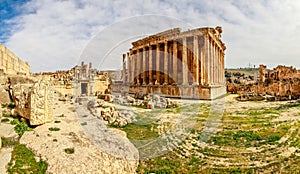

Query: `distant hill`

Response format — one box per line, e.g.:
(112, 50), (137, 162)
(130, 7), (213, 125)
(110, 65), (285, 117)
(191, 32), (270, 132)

(225, 68), (259, 77)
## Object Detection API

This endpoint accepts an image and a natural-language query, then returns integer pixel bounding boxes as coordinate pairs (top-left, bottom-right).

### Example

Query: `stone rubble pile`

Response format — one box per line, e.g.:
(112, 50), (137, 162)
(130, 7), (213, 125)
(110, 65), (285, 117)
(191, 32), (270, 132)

(99, 93), (179, 109)
(86, 99), (136, 127)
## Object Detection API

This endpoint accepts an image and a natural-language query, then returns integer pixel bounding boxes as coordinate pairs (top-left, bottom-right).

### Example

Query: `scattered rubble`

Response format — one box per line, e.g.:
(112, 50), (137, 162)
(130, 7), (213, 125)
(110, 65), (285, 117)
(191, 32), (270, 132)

(85, 99), (135, 127)
(100, 92), (179, 109)
(84, 92), (180, 127)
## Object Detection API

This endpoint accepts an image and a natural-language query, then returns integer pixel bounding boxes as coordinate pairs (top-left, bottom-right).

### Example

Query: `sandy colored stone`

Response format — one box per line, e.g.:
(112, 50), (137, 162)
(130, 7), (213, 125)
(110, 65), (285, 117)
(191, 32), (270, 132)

(0, 147), (13, 174)
(20, 95), (138, 174)
(10, 77), (54, 125)
(0, 85), (10, 105)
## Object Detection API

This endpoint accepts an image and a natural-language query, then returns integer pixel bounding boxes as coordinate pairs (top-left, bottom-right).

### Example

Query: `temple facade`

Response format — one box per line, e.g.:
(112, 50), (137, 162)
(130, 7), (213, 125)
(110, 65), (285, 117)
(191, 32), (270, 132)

(113, 26), (226, 99)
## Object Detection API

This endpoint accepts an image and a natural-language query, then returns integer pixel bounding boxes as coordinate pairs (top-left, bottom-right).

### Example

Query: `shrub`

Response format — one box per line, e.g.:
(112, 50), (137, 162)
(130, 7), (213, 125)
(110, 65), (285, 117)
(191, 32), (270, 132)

(64, 148), (74, 154)
(80, 122), (87, 126)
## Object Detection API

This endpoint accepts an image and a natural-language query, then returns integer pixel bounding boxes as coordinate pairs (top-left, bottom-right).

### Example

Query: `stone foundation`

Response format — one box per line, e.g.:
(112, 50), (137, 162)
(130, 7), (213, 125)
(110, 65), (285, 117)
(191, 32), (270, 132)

(111, 84), (226, 100)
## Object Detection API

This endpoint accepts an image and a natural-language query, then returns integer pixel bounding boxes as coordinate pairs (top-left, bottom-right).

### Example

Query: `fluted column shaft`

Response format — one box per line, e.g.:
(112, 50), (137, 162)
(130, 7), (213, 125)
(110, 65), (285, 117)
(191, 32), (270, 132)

(182, 37), (188, 86)
(173, 40), (178, 84)
(122, 54), (126, 84)
(164, 42), (168, 85)
(142, 47), (147, 85)
(128, 53), (131, 84)
(149, 46), (153, 85)
(204, 35), (210, 85)
(156, 44), (160, 85)
(193, 35), (199, 85)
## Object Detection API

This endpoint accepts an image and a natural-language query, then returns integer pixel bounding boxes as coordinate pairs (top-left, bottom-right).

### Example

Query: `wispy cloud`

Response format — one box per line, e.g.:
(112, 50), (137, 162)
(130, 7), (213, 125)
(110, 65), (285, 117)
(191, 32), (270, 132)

(2, 0), (300, 72)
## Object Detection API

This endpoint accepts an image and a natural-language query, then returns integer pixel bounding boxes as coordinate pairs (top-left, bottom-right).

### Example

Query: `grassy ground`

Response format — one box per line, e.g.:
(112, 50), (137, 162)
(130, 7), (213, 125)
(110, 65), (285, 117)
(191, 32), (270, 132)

(1, 107), (48, 174)
(112, 99), (300, 173)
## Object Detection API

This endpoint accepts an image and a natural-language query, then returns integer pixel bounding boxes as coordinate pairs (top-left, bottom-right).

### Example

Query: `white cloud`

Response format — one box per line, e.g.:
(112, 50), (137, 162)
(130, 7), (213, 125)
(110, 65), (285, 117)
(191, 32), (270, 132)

(4, 0), (300, 72)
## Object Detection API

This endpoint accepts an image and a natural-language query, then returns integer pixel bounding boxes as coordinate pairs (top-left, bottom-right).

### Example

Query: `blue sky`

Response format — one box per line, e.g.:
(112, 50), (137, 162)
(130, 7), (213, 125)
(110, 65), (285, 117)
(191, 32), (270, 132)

(1, 0), (300, 72)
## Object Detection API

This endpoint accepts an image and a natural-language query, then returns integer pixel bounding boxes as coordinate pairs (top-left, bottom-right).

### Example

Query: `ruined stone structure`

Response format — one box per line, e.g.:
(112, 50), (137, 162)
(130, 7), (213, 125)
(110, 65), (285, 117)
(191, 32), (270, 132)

(0, 44), (30, 76)
(73, 62), (97, 96)
(33, 63), (109, 97)
(113, 26), (226, 99)
(33, 70), (74, 96)
(227, 65), (300, 101)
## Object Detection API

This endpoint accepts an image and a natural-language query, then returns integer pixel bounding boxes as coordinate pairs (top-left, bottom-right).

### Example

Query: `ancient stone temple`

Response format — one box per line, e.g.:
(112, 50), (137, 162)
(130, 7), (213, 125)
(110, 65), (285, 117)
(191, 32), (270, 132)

(73, 62), (97, 96)
(113, 26), (226, 99)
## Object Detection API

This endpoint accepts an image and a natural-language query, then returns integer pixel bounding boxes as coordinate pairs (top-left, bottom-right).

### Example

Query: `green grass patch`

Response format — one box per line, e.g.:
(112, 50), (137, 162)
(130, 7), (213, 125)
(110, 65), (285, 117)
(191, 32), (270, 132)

(1, 118), (10, 122)
(3, 112), (12, 117)
(12, 119), (33, 137)
(1, 137), (18, 147)
(7, 142), (47, 174)
(119, 123), (159, 140)
(48, 127), (60, 131)
(2, 102), (15, 109)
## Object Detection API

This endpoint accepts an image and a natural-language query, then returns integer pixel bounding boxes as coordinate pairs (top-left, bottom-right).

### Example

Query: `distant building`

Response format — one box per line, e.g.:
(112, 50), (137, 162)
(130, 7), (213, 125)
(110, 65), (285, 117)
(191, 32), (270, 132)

(73, 62), (97, 96)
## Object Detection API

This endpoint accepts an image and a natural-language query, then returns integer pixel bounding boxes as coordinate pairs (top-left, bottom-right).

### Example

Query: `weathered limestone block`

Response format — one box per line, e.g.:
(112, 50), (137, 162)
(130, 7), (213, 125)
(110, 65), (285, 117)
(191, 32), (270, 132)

(30, 80), (54, 125)
(0, 108), (2, 149)
(0, 85), (10, 105)
(0, 75), (10, 105)
(11, 78), (54, 125)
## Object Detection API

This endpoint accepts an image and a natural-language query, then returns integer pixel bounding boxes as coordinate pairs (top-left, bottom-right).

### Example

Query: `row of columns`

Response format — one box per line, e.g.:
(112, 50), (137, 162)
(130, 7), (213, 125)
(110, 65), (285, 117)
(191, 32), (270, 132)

(122, 34), (225, 86)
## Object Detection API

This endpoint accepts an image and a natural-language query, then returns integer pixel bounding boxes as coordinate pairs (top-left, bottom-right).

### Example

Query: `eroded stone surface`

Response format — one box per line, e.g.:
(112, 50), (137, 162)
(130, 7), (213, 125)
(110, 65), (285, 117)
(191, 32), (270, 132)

(20, 96), (138, 173)
(10, 77), (54, 125)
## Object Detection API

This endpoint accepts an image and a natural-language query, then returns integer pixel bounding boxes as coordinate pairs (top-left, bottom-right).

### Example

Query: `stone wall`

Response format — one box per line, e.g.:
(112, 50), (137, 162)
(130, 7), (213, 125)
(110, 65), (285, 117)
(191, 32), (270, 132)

(0, 44), (30, 76)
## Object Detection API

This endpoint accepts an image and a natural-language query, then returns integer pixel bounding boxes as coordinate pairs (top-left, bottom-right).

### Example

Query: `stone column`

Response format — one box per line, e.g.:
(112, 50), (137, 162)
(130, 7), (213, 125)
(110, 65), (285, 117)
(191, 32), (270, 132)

(127, 54), (131, 84)
(149, 46), (153, 85)
(173, 40), (178, 84)
(122, 54), (126, 84)
(164, 42), (168, 85)
(156, 44), (160, 85)
(142, 47), (147, 85)
(204, 35), (210, 85)
(213, 42), (216, 85)
(218, 47), (221, 84)
(135, 50), (140, 85)
(127, 52), (130, 84)
(193, 35), (199, 85)
(200, 37), (204, 85)
(221, 51), (225, 84)
(132, 51), (136, 85)
(210, 40), (214, 85)
(182, 37), (188, 86)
